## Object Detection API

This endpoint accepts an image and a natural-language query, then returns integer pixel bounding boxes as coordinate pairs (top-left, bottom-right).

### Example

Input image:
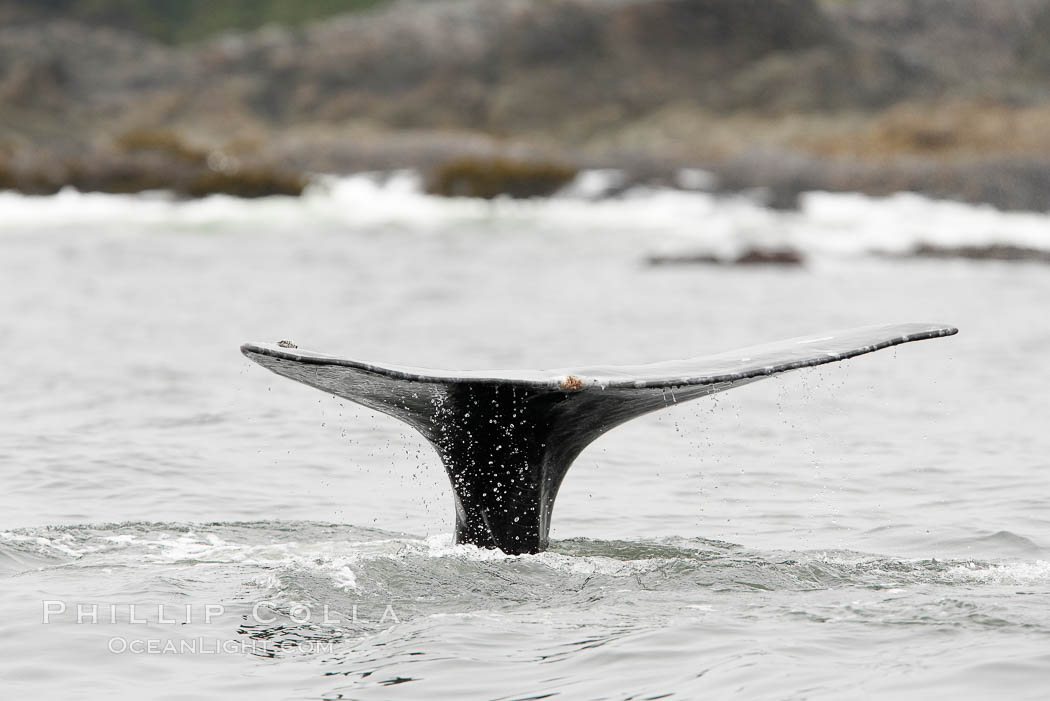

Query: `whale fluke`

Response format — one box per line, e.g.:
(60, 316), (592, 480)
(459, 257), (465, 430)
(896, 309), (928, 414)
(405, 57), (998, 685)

(242, 322), (957, 554)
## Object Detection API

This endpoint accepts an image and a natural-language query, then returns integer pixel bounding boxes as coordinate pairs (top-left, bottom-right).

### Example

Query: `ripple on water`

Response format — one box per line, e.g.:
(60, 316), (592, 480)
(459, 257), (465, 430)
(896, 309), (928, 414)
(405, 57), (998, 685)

(4, 520), (1049, 600)
(3, 521), (1050, 698)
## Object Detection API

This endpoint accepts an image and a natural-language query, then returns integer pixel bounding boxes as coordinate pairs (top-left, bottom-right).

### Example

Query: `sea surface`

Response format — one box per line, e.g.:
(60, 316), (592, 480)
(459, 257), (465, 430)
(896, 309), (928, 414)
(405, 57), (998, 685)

(2, 173), (1048, 700)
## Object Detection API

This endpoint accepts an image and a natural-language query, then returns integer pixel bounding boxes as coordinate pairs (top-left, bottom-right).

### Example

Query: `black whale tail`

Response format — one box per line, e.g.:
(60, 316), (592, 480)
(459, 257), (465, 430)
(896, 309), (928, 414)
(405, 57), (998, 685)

(241, 323), (957, 555)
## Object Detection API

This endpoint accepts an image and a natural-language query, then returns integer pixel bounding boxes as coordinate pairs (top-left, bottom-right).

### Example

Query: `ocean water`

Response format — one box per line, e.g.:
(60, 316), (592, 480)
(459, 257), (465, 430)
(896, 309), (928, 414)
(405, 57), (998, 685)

(2, 174), (1048, 699)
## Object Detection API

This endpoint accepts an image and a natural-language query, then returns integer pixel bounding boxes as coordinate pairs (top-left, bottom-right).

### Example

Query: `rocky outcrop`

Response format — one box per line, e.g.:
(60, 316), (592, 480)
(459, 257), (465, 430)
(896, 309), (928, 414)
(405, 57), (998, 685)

(3, 0), (1050, 206)
(0, 0), (932, 141)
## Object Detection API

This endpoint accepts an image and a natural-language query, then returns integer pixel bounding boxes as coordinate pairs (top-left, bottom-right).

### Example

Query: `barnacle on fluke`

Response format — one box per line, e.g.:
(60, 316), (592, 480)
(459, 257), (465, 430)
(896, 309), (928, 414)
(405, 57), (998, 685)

(560, 375), (585, 391)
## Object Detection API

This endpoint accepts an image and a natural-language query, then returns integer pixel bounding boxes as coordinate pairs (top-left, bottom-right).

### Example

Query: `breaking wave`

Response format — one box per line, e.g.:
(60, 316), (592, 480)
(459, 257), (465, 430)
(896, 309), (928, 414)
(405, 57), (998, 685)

(2, 172), (1049, 261)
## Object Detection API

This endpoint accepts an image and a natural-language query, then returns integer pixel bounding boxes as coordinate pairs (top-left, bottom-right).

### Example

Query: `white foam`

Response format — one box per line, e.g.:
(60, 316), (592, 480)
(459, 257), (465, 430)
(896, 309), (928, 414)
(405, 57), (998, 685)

(0, 530), (108, 558)
(4, 172), (1047, 259)
(945, 559), (1050, 585)
(121, 531), (382, 590)
(419, 534), (669, 575)
(797, 191), (1050, 254)
(807, 551), (1050, 586)
(28, 527), (673, 584)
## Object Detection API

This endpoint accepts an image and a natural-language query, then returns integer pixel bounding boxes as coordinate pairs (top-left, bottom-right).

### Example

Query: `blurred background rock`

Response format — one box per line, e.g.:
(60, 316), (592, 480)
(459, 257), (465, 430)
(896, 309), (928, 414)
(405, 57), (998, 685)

(1, 0), (1050, 207)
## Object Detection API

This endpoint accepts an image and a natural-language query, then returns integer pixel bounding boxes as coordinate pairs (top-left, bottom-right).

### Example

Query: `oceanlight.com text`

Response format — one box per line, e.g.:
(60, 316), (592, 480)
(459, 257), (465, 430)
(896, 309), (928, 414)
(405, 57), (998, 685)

(106, 637), (336, 655)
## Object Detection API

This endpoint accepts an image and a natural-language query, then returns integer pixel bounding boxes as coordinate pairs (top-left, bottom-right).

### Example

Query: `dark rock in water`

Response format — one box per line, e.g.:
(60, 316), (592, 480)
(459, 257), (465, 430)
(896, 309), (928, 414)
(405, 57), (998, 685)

(0, 156), (63, 195)
(735, 248), (806, 265)
(425, 156), (577, 199)
(0, 128), (307, 198)
(182, 167), (306, 199)
(910, 243), (1050, 263)
(648, 247), (805, 267)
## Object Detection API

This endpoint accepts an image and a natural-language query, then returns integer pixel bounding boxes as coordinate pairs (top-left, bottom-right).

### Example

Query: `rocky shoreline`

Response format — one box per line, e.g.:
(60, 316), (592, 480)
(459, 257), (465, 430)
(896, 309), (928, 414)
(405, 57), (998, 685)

(3, 0), (1050, 210)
